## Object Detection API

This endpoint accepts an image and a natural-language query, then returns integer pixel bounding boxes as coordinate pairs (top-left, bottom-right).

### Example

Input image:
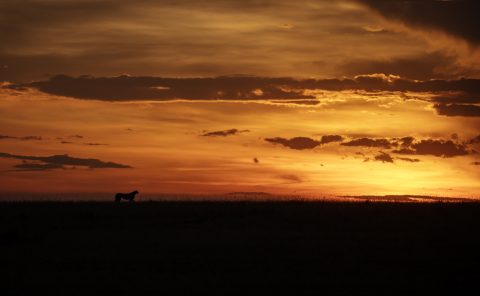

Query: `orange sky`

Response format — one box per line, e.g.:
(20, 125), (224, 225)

(1, 0), (479, 199)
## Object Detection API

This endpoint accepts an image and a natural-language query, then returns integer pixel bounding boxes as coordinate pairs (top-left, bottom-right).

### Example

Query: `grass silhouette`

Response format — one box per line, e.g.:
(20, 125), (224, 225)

(2, 201), (480, 295)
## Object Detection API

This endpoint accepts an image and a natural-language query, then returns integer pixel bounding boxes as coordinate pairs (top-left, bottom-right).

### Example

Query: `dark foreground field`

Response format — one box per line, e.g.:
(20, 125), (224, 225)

(2, 201), (480, 295)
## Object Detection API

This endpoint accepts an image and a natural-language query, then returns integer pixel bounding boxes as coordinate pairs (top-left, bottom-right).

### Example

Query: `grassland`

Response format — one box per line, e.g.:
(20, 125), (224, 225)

(2, 201), (480, 295)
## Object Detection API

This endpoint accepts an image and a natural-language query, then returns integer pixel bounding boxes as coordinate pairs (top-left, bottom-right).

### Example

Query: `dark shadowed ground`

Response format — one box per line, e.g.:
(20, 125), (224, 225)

(1, 201), (480, 295)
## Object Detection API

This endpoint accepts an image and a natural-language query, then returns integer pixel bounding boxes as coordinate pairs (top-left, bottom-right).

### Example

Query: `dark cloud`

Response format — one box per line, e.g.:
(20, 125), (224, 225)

(343, 75), (480, 95)
(202, 129), (249, 137)
(266, 134), (475, 160)
(339, 51), (466, 80)
(68, 135), (84, 139)
(432, 93), (480, 104)
(11, 75), (313, 101)
(265, 137), (321, 150)
(398, 136), (414, 147)
(472, 162), (480, 165)
(396, 157), (420, 163)
(0, 152), (131, 170)
(469, 135), (480, 144)
(265, 135), (343, 150)
(7, 74), (480, 101)
(374, 152), (394, 163)
(271, 100), (320, 106)
(341, 137), (394, 149)
(253, 157), (259, 164)
(13, 162), (64, 171)
(344, 136), (473, 158)
(61, 141), (108, 146)
(393, 140), (469, 158)
(83, 143), (109, 146)
(434, 104), (480, 117)
(355, 0), (480, 45)
(0, 134), (43, 141)
(320, 135), (344, 145)
(264, 133), (474, 161)
(19, 136), (42, 141)
(278, 174), (302, 183)
(393, 148), (415, 155)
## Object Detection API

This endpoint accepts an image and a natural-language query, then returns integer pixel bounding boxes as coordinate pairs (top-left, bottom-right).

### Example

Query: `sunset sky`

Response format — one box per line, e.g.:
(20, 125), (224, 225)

(1, 0), (479, 199)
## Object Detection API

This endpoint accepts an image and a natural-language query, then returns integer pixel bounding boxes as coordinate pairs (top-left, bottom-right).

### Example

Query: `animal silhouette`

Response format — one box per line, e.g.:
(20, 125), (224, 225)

(115, 190), (139, 202)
